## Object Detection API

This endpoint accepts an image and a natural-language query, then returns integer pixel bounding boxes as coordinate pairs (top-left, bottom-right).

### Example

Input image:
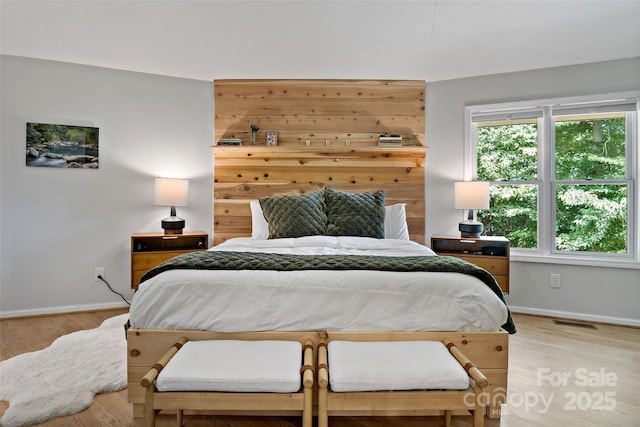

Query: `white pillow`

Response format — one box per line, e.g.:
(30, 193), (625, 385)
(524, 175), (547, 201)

(251, 200), (410, 240)
(384, 203), (410, 240)
(250, 201), (270, 240)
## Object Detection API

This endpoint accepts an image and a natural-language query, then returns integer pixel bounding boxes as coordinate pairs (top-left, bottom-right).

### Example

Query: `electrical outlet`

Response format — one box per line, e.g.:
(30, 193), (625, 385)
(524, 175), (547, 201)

(95, 267), (105, 281)
(550, 273), (561, 288)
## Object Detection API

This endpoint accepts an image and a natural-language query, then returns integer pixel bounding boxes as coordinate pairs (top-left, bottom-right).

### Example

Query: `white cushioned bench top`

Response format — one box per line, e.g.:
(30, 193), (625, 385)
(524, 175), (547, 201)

(156, 340), (302, 393)
(327, 341), (469, 392)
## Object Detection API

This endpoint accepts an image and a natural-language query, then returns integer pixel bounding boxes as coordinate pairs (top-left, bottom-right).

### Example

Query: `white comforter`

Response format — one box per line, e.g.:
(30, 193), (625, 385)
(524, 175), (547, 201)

(129, 236), (508, 332)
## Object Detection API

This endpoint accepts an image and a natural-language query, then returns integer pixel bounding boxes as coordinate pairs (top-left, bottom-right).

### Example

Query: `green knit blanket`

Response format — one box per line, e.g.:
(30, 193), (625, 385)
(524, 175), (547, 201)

(141, 251), (516, 333)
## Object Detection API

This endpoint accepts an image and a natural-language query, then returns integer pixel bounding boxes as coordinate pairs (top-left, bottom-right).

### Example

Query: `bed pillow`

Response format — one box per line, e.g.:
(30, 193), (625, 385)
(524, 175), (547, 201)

(325, 187), (386, 238)
(252, 200), (409, 240)
(385, 203), (410, 240)
(259, 191), (327, 239)
(250, 201), (270, 240)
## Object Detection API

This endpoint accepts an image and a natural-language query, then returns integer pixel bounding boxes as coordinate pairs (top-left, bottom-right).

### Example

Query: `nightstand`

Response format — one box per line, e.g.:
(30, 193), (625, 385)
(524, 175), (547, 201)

(131, 231), (208, 290)
(430, 235), (510, 294)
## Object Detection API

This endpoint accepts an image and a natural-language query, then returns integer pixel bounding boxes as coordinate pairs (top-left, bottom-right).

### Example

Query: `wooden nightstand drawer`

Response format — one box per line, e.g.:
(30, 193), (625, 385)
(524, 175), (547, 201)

(132, 251), (187, 271)
(430, 235), (510, 294)
(132, 270), (148, 287)
(494, 275), (509, 293)
(131, 232), (208, 290)
(456, 255), (508, 276)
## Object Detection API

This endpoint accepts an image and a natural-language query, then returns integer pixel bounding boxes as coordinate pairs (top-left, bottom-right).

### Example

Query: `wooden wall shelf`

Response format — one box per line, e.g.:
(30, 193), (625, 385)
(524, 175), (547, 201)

(214, 79), (425, 148)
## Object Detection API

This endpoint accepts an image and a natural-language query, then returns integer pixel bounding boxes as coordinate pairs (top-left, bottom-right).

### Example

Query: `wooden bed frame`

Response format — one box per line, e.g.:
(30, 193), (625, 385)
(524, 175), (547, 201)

(128, 330), (507, 419)
(127, 80), (508, 420)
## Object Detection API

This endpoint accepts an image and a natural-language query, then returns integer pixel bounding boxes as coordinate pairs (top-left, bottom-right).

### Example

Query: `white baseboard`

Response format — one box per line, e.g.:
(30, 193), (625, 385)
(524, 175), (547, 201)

(0, 302), (129, 319)
(509, 305), (640, 328)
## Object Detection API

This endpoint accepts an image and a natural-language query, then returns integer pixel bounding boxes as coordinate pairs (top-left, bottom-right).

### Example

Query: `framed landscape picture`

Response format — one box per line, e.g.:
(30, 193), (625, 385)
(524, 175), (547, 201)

(265, 131), (279, 146)
(26, 122), (99, 169)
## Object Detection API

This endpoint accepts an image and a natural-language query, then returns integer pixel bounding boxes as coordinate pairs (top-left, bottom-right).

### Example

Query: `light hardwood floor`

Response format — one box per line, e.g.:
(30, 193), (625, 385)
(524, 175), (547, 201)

(1, 310), (639, 426)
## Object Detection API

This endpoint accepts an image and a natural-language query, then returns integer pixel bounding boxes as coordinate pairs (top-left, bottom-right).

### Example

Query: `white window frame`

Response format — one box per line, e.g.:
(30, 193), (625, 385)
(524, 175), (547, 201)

(464, 91), (640, 269)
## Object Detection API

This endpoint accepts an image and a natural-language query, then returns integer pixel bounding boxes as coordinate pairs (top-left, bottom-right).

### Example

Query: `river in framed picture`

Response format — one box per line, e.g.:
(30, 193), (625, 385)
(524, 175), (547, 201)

(25, 122), (99, 169)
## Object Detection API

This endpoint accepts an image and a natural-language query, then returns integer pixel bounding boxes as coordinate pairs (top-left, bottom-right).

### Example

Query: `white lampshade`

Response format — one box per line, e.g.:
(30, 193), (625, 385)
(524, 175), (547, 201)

(454, 181), (490, 210)
(154, 178), (189, 207)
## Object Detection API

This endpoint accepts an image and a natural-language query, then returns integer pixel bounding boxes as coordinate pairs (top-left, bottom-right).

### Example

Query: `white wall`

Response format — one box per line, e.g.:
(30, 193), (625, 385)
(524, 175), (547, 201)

(1, 55), (213, 316)
(2, 54), (638, 325)
(425, 57), (640, 325)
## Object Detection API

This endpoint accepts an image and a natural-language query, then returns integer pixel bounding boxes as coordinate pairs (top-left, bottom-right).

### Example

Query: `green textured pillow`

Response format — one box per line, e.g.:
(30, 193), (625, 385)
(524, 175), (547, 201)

(259, 191), (327, 239)
(325, 187), (386, 238)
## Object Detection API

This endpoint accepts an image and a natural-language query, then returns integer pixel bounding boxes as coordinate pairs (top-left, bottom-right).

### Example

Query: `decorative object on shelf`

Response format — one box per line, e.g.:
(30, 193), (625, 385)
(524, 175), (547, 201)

(378, 133), (402, 147)
(454, 181), (489, 238)
(250, 123), (259, 146)
(154, 177), (189, 235)
(218, 138), (242, 146)
(266, 131), (279, 146)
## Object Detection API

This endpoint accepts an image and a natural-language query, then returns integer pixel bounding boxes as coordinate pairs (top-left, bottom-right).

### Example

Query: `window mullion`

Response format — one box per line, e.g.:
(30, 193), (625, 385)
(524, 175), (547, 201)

(540, 106), (554, 256)
(627, 110), (639, 260)
(464, 108), (478, 181)
(469, 122), (478, 181)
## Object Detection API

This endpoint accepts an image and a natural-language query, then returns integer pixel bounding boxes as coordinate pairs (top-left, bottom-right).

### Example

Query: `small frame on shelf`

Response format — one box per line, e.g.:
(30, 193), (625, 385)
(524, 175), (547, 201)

(266, 131), (279, 146)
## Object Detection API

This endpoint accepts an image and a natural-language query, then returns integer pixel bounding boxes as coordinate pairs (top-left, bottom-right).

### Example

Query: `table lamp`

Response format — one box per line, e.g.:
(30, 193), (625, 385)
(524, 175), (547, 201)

(454, 181), (490, 238)
(154, 177), (189, 235)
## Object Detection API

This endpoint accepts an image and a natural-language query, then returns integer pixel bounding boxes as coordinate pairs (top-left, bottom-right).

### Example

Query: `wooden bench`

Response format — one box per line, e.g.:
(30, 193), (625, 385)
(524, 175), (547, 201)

(317, 339), (488, 427)
(141, 337), (314, 427)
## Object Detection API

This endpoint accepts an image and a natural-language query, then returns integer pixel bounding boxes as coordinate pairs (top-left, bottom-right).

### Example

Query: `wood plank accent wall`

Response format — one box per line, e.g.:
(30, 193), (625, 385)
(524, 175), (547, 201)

(213, 80), (426, 245)
(214, 80), (425, 147)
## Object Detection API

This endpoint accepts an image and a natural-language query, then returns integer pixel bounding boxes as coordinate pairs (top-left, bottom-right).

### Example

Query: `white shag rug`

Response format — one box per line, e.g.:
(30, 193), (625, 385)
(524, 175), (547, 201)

(0, 313), (128, 427)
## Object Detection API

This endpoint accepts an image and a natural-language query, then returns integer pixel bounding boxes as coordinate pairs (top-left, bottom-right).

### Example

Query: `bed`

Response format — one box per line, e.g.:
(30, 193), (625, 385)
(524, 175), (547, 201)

(127, 188), (514, 420)
(131, 235), (512, 334)
(126, 79), (511, 420)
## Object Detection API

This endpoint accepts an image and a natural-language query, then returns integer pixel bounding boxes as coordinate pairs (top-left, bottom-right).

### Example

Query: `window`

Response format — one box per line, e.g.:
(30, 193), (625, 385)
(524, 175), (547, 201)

(475, 114), (540, 249)
(553, 111), (628, 254)
(467, 94), (638, 263)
